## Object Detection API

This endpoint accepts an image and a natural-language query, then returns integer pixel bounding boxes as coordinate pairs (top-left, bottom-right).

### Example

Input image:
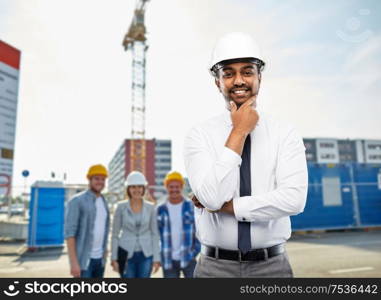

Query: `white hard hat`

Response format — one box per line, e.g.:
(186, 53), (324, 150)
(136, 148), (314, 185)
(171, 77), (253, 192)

(125, 171), (148, 187)
(209, 32), (265, 76)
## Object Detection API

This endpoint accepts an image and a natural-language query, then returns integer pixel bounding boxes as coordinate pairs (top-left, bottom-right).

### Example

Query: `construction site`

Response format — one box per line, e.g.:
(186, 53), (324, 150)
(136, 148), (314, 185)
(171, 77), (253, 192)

(0, 0), (380, 279)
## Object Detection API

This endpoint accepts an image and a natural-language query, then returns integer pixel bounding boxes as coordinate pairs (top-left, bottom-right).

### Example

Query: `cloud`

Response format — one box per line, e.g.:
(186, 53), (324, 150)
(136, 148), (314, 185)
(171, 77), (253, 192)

(342, 34), (381, 89)
(260, 37), (381, 140)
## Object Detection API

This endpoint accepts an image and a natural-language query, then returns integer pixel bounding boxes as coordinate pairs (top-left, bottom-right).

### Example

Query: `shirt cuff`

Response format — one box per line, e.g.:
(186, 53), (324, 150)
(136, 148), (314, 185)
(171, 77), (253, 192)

(64, 231), (76, 239)
(233, 196), (253, 222)
(153, 253), (160, 262)
(111, 251), (117, 261)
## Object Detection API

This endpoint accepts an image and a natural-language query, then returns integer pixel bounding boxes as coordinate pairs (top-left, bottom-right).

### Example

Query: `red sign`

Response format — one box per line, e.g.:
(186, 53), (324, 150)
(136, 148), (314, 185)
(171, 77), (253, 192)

(0, 41), (21, 69)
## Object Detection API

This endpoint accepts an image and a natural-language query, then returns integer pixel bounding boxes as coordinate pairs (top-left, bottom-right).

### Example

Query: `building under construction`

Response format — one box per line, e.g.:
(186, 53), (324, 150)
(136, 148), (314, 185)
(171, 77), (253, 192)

(108, 138), (171, 201)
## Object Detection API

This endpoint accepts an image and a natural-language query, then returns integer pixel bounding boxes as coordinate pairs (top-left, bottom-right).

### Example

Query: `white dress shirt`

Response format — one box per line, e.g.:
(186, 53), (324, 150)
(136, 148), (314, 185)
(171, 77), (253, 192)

(183, 107), (308, 250)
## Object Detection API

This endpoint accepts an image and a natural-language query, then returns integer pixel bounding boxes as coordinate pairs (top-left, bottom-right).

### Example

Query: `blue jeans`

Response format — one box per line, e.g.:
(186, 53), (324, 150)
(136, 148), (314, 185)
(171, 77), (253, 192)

(163, 259), (197, 278)
(123, 251), (153, 278)
(81, 258), (105, 278)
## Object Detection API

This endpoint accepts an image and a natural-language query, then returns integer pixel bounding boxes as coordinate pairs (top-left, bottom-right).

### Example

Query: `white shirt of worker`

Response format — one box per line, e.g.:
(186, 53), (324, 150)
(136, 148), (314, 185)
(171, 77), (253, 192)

(166, 201), (184, 260)
(90, 197), (107, 258)
(183, 107), (308, 250)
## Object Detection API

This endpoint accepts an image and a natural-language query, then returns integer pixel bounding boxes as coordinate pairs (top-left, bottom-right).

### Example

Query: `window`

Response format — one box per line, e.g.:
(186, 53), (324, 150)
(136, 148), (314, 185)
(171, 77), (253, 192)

(156, 158), (171, 163)
(368, 144), (381, 150)
(304, 142), (313, 150)
(156, 142), (171, 147)
(156, 166), (170, 171)
(338, 143), (352, 151)
(1, 148), (13, 159)
(369, 155), (381, 160)
(156, 150), (171, 155)
(321, 154), (335, 159)
(306, 153), (315, 161)
(320, 143), (334, 148)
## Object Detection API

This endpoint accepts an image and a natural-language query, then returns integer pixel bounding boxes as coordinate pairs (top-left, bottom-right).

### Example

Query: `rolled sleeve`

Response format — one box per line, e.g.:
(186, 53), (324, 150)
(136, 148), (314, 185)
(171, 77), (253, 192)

(64, 197), (80, 239)
(150, 206), (161, 262)
(111, 204), (122, 261)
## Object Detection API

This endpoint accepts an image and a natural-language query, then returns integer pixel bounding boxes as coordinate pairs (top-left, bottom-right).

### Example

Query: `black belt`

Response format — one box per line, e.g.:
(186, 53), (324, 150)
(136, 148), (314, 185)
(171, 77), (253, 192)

(201, 244), (284, 262)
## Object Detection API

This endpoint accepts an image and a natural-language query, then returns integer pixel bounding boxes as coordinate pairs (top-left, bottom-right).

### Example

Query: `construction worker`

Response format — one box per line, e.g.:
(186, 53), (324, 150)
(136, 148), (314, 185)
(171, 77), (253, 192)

(110, 171), (161, 278)
(64, 164), (110, 278)
(156, 171), (200, 278)
(183, 32), (308, 277)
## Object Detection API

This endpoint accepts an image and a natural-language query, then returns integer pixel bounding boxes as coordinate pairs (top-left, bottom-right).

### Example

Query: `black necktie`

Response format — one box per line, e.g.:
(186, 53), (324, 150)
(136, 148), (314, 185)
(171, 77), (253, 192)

(238, 134), (252, 254)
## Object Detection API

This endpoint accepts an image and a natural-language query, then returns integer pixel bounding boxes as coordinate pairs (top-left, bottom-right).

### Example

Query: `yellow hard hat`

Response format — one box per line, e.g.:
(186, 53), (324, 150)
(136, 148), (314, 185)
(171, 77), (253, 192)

(87, 164), (108, 179)
(164, 171), (185, 186)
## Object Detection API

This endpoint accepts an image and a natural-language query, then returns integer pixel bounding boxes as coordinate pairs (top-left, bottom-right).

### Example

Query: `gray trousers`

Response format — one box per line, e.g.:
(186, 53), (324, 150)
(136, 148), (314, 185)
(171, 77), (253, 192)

(194, 251), (293, 278)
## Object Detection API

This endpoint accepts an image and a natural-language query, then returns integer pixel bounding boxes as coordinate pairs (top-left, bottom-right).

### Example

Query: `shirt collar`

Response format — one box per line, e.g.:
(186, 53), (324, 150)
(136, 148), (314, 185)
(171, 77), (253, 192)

(166, 196), (185, 206)
(87, 189), (103, 201)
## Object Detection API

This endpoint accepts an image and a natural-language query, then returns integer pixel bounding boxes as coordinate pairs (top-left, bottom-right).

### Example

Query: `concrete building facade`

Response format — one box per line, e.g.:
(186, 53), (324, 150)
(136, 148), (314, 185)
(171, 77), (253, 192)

(303, 138), (381, 164)
(108, 139), (171, 200)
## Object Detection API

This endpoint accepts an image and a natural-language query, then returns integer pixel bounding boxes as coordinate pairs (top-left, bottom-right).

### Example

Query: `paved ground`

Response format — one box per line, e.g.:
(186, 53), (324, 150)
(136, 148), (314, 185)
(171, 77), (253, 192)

(0, 239), (162, 278)
(0, 229), (380, 278)
(287, 229), (381, 277)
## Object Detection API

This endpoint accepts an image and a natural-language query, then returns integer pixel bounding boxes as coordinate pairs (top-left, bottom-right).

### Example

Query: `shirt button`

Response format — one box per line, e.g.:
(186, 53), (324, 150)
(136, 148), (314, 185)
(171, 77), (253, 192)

(242, 217), (246, 221)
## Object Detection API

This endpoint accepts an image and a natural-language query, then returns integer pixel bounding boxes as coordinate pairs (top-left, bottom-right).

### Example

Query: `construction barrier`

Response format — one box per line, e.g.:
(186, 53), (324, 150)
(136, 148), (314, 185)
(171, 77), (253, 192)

(291, 163), (381, 231)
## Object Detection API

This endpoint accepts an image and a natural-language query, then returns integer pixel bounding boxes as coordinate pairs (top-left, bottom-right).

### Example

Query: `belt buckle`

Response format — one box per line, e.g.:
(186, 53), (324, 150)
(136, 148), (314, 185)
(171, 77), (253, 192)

(214, 247), (219, 259)
(238, 250), (242, 262)
(263, 248), (269, 261)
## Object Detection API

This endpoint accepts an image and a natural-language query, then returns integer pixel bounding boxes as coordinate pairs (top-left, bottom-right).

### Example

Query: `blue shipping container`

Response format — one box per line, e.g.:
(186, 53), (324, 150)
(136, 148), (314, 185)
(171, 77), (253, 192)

(291, 164), (356, 230)
(353, 164), (381, 226)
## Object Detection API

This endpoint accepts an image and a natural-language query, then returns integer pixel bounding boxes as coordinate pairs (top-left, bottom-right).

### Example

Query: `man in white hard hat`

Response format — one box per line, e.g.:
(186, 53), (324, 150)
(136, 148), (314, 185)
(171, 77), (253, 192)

(183, 32), (308, 277)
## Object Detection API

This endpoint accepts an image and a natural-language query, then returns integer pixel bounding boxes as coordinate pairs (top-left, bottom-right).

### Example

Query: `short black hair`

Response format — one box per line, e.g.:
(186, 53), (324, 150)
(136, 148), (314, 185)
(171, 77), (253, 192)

(211, 57), (265, 77)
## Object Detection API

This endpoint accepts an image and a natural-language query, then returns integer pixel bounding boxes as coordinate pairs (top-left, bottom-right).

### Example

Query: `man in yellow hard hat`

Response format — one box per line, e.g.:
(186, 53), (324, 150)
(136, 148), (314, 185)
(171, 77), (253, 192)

(156, 171), (200, 278)
(65, 164), (110, 278)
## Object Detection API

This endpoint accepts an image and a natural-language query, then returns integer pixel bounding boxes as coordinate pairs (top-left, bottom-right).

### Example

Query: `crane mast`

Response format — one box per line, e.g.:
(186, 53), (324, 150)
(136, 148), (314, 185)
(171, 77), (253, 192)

(122, 0), (149, 173)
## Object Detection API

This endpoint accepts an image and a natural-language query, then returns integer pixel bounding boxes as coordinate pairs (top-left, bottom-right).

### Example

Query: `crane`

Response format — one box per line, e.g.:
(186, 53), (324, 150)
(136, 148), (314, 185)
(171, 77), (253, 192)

(122, 0), (149, 174)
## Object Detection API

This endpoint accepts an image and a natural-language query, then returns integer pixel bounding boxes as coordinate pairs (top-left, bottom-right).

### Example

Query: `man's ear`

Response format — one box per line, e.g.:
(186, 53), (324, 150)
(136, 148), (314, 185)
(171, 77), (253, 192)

(215, 78), (221, 91)
(258, 73), (262, 86)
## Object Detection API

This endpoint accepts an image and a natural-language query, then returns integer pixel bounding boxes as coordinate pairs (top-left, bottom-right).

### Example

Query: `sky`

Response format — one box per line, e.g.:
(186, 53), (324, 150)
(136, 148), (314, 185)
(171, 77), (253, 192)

(0, 0), (380, 195)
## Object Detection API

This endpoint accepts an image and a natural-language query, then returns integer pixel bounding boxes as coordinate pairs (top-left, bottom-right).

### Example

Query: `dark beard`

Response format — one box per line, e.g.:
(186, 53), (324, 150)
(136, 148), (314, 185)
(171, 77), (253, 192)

(224, 90), (259, 110)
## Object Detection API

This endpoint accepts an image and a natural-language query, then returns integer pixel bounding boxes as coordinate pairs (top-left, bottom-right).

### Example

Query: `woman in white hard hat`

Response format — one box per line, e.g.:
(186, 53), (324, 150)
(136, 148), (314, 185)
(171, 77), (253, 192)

(110, 171), (161, 278)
